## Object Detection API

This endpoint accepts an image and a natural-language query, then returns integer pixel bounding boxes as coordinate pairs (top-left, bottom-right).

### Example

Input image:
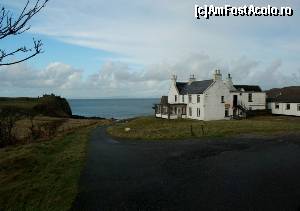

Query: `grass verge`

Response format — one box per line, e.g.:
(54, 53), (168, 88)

(0, 125), (97, 211)
(107, 116), (300, 140)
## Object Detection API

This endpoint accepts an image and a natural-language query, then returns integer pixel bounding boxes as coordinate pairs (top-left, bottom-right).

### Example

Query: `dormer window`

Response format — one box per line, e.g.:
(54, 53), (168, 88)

(182, 95), (184, 102)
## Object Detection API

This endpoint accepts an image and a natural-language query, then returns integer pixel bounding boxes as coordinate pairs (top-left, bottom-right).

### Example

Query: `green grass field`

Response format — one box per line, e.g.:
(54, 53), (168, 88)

(107, 116), (300, 140)
(0, 125), (95, 211)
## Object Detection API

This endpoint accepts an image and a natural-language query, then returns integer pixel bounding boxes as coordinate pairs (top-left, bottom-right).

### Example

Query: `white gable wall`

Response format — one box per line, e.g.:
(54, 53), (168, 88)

(168, 82), (179, 104)
(203, 80), (231, 121)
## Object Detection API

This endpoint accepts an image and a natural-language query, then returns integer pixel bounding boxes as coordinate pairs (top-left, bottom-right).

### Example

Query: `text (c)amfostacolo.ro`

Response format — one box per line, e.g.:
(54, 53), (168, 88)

(195, 4), (294, 20)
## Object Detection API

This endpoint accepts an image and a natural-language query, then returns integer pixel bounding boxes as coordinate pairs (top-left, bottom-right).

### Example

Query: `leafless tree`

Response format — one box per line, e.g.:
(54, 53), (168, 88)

(0, 0), (48, 66)
(0, 107), (22, 147)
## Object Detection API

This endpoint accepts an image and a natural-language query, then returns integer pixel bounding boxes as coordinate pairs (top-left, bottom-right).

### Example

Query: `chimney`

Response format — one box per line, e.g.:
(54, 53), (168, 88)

(213, 69), (222, 81)
(188, 74), (196, 85)
(171, 74), (177, 85)
(224, 73), (236, 91)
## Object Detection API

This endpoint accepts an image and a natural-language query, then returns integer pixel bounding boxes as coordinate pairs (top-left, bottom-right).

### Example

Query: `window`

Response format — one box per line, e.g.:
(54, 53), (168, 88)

(275, 103), (279, 109)
(197, 108), (200, 117)
(182, 107), (186, 115)
(182, 95), (184, 102)
(189, 95), (192, 103)
(248, 93), (253, 102)
(298, 104), (300, 111)
(286, 104), (290, 110)
(249, 107), (252, 111)
(175, 95), (177, 102)
(225, 109), (229, 117)
(221, 96), (224, 103)
(197, 95), (200, 103)
(189, 107), (192, 116)
(163, 107), (167, 114)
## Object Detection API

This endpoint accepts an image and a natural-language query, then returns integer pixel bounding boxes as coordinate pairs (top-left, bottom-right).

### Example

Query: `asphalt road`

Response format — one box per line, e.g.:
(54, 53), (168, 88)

(72, 127), (300, 211)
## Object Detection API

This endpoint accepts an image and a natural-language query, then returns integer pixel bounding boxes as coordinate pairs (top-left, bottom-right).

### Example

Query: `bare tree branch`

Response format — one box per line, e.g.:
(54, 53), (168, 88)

(0, 0), (48, 66)
(0, 39), (43, 66)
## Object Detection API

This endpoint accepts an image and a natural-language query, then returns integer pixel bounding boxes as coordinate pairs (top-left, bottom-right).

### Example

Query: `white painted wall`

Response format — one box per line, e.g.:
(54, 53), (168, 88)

(186, 94), (205, 120)
(230, 92), (266, 110)
(202, 80), (231, 121)
(168, 81), (179, 104)
(269, 102), (300, 116)
(179, 94), (186, 104)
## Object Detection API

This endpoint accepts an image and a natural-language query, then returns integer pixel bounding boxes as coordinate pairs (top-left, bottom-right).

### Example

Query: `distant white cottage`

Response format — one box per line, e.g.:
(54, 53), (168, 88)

(154, 70), (266, 121)
(267, 86), (300, 117)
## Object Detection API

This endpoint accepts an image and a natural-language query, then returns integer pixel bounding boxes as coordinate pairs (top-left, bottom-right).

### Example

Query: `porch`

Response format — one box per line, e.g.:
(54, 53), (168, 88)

(154, 103), (187, 120)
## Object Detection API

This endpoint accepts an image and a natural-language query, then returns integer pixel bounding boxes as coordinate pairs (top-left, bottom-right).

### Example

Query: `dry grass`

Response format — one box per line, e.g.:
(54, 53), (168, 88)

(107, 115), (300, 140)
(13, 116), (112, 143)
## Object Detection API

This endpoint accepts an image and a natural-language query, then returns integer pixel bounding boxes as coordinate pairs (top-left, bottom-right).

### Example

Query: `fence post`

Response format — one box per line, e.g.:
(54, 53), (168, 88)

(190, 125), (194, 136)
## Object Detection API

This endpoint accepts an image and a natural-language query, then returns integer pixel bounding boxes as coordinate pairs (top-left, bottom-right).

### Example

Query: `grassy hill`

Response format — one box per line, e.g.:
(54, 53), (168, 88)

(0, 94), (72, 117)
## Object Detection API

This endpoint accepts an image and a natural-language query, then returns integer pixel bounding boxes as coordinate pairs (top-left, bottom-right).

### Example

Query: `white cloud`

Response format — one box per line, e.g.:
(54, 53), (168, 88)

(0, 62), (83, 95)
(1, 53), (299, 98)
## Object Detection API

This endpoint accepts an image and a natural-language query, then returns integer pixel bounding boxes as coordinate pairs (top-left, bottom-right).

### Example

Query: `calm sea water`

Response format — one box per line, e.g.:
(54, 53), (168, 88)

(68, 98), (159, 119)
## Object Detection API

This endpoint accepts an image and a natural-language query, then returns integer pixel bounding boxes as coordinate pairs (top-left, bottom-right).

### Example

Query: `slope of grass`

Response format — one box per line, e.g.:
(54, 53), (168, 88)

(0, 95), (72, 117)
(107, 116), (300, 140)
(0, 125), (97, 211)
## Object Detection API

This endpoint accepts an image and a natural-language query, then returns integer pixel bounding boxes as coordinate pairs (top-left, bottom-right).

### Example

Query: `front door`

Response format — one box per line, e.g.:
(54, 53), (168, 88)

(178, 107), (181, 117)
(233, 95), (238, 107)
(225, 109), (229, 117)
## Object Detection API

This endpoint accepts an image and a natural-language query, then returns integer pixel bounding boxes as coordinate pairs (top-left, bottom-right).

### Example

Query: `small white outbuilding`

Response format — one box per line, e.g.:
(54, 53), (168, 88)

(267, 86), (300, 117)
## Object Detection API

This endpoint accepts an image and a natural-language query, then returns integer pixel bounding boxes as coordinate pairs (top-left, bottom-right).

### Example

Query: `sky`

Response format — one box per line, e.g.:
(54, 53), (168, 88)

(0, 0), (299, 98)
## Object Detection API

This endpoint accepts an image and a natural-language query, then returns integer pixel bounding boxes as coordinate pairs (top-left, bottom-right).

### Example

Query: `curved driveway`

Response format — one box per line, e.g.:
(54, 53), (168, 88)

(72, 127), (300, 211)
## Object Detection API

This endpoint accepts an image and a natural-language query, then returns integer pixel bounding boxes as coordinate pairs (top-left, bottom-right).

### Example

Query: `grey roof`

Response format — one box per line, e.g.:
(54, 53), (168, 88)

(176, 80), (214, 95)
(267, 86), (300, 103)
(234, 85), (262, 92)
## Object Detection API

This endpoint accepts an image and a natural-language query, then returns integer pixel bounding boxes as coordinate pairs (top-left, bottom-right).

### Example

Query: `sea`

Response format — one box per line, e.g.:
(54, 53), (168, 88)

(68, 98), (160, 119)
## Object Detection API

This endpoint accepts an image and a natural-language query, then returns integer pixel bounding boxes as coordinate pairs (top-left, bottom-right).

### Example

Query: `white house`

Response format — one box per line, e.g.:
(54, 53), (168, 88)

(154, 70), (266, 121)
(267, 86), (300, 117)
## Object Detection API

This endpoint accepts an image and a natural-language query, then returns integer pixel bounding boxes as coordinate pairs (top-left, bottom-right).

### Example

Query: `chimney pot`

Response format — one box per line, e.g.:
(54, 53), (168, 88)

(213, 69), (222, 81)
(188, 74), (196, 84)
